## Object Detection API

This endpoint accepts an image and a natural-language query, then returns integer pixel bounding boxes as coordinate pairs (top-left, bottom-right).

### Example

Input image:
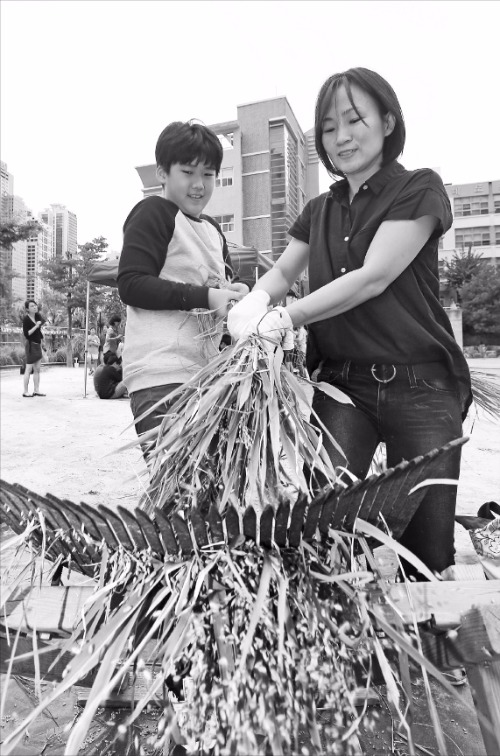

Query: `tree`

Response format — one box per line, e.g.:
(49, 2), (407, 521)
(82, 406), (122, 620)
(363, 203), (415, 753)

(0, 218), (42, 321)
(461, 264), (500, 337)
(39, 286), (67, 325)
(40, 237), (109, 365)
(442, 247), (485, 303)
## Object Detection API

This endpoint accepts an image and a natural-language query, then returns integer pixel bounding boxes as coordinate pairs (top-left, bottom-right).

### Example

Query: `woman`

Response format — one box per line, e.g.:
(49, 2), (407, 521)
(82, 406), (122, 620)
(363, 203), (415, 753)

(22, 299), (46, 397)
(228, 67), (472, 578)
(86, 326), (100, 375)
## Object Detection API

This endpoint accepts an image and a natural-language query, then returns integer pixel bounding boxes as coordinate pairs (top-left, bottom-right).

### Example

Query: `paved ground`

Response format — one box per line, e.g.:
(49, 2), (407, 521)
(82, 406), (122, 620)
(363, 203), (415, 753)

(1, 360), (499, 755)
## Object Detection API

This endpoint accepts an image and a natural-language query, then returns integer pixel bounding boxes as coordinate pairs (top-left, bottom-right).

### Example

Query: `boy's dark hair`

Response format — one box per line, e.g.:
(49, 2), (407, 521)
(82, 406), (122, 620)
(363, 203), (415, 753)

(108, 314), (122, 327)
(314, 67), (406, 179)
(104, 352), (121, 366)
(155, 121), (223, 176)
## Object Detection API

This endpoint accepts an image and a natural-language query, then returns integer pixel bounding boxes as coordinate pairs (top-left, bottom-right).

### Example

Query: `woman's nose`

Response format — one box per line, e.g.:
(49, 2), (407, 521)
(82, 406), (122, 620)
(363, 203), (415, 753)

(336, 123), (352, 144)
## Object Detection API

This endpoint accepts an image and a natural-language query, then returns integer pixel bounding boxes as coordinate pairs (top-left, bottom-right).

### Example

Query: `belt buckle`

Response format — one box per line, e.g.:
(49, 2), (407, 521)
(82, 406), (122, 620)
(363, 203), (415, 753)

(371, 364), (396, 384)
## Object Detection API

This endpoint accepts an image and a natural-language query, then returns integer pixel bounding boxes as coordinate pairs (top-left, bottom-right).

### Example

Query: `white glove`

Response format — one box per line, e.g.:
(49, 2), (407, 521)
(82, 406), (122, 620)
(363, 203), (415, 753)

(227, 290), (270, 340)
(256, 307), (295, 351)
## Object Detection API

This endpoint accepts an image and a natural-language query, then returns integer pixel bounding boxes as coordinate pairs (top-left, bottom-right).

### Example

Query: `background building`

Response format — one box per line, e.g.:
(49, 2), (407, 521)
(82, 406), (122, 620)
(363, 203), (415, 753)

(135, 97), (320, 272)
(40, 204), (78, 259)
(26, 216), (53, 302)
(441, 179), (500, 268)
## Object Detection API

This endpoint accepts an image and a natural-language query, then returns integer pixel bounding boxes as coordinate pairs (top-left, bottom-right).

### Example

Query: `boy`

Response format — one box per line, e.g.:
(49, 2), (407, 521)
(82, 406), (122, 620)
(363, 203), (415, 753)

(117, 120), (248, 446)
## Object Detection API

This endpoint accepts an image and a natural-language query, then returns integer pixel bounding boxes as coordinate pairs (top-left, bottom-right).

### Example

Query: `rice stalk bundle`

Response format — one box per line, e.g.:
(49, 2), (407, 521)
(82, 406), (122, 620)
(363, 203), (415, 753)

(470, 367), (500, 420)
(132, 338), (339, 517)
(3, 490), (462, 756)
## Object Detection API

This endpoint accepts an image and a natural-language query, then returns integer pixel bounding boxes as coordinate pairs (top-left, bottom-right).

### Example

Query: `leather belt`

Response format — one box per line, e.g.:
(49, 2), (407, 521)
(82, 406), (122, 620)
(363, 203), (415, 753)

(322, 360), (448, 384)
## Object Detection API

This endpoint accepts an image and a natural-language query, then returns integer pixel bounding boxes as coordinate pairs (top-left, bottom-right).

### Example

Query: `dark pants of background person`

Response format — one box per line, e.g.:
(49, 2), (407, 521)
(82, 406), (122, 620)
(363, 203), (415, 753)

(130, 384), (182, 462)
(312, 360), (464, 578)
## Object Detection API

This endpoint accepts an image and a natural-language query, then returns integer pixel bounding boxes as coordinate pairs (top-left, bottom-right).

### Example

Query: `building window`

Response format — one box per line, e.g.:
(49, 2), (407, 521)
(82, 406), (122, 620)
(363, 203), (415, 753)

(218, 133), (234, 150)
(215, 167), (233, 188)
(213, 214), (234, 233)
(455, 227), (491, 248)
(453, 195), (489, 217)
(494, 195), (500, 213)
(495, 227), (500, 245)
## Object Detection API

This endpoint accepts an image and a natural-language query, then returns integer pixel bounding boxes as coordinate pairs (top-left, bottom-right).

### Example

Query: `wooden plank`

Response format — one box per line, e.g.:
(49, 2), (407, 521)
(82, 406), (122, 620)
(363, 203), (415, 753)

(0, 633), (95, 685)
(467, 661), (500, 756)
(418, 605), (500, 670)
(378, 581), (500, 627)
(2, 585), (94, 634)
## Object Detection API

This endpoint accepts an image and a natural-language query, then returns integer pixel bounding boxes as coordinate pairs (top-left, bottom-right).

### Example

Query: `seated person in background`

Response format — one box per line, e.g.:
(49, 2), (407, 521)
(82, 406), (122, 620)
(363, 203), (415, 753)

(93, 353), (128, 400)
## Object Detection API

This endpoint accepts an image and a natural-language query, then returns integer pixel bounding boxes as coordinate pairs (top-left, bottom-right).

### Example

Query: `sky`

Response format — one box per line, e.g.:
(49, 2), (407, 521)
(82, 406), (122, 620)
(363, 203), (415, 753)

(1, 0), (499, 253)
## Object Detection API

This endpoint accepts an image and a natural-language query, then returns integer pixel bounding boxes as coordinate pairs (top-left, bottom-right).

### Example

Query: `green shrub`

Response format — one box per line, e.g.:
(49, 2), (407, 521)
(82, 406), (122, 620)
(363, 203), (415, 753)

(10, 347), (25, 364)
(55, 348), (67, 363)
(0, 354), (15, 366)
(71, 334), (86, 360)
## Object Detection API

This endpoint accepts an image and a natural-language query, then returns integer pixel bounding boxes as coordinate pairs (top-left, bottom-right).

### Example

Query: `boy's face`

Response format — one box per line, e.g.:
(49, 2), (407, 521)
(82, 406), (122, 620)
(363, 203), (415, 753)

(157, 161), (216, 217)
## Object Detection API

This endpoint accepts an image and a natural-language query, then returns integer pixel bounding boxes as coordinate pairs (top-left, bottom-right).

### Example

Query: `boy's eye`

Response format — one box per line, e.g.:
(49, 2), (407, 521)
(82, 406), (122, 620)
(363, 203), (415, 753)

(182, 169), (193, 175)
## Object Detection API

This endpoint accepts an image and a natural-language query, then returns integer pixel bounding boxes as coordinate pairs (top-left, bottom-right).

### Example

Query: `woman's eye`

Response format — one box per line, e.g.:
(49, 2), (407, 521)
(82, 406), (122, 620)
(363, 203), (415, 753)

(323, 127), (335, 134)
(350, 118), (361, 124)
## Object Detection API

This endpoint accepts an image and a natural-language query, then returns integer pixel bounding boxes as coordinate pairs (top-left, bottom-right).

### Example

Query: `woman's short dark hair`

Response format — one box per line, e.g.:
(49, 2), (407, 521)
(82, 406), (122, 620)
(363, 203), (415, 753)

(314, 67), (406, 179)
(24, 299), (37, 310)
(155, 121), (223, 176)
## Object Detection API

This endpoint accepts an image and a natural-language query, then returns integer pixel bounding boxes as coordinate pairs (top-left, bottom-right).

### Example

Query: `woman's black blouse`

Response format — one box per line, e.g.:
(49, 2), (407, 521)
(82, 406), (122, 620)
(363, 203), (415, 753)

(22, 314), (44, 344)
(288, 160), (472, 418)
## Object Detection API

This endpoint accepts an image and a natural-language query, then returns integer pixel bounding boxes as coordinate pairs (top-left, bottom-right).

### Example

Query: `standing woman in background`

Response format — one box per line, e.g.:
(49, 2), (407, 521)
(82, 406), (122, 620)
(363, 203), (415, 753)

(228, 67), (472, 579)
(22, 299), (46, 397)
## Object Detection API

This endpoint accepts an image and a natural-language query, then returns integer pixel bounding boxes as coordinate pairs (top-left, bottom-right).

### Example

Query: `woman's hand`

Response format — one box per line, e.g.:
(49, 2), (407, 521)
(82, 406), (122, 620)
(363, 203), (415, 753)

(208, 288), (246, 317)
(226, 290), (270, 339)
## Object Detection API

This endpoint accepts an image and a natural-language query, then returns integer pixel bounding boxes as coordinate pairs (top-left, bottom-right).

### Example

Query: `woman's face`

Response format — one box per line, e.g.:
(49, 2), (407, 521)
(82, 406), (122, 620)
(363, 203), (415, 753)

(321, 83), (394, 186)
(27, 302), (38, 315)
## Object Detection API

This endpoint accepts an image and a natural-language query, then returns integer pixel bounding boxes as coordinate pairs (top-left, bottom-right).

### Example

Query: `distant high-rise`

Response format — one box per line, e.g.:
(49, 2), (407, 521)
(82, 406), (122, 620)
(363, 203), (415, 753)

(1, 161), (14, 217)
(135, 97), (320, 264)
(40, 204), (78, 259)
(2, 193), (30, 304)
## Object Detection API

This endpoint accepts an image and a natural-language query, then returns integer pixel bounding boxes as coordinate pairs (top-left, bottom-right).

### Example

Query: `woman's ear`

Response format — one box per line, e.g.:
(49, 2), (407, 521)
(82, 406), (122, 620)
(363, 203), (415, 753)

(385, 113), (396, 137)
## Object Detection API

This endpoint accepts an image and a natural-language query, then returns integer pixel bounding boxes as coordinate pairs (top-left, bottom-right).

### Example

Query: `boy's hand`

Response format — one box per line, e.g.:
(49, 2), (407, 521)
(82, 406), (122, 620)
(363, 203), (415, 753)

(208, 288), (246, 316)
(226, 282), (250, 295)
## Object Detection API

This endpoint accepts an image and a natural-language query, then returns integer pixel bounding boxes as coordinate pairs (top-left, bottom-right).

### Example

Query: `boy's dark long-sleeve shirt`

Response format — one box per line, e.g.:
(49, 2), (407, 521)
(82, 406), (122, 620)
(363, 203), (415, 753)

(118, 196), (235, 311)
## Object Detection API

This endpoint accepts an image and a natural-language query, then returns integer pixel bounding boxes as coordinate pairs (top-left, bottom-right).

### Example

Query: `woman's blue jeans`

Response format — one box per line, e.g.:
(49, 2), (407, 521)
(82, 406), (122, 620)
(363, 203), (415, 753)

(312, 361), (464, 576)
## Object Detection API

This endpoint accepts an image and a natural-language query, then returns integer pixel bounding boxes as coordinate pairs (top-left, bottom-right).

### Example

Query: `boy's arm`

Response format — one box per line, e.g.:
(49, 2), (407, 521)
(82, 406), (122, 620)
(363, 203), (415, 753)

(118, 197), (210, 310)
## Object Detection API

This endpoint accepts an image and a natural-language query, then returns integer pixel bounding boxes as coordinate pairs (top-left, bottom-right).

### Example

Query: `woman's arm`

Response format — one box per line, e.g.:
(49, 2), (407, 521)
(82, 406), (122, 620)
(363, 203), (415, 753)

(253, 238), (310, 302)
(26, 321), (41, 337)
(286, 216), (437, 327)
